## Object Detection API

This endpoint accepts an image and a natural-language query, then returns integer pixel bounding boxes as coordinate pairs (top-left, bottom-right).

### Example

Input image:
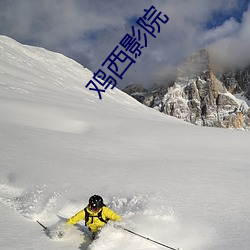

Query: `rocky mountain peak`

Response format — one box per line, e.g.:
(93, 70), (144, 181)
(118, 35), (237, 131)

(177, 48), (210, 78)
(123, 49), (250, 130)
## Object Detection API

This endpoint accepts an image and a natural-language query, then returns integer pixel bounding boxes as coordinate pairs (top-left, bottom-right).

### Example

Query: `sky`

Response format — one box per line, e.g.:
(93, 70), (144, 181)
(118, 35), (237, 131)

(0, 0), (249, 89)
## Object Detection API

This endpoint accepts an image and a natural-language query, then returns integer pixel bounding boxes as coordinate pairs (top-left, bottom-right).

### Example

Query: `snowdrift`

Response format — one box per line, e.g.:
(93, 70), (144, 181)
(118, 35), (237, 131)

(0, 36), (250, 250)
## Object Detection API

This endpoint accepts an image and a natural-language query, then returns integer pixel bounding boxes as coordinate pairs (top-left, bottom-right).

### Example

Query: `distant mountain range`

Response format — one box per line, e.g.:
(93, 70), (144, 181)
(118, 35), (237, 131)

(123, 49), (250, 130)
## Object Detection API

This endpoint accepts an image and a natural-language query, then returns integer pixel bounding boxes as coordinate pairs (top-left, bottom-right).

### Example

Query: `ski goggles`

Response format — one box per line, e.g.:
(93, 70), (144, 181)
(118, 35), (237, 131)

(90, 205), (101, 212)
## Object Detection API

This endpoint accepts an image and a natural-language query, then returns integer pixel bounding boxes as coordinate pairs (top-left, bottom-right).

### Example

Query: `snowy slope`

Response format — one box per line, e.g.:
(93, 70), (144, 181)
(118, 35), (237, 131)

(0, 36), (250, 250)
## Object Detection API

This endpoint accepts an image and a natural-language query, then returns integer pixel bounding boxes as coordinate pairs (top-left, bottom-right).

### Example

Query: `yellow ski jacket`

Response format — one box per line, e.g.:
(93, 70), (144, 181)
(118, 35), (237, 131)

(67, 206), (121, 233)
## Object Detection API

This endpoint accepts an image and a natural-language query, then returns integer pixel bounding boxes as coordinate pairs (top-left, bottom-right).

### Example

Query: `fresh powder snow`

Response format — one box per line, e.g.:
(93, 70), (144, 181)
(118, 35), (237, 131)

(0, 35), (249, 250)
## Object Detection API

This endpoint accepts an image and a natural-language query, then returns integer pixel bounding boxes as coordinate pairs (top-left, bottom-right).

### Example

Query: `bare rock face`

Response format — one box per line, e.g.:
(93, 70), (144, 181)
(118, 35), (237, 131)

(123, 84), (146, 95)
(123, 49), (250, 130)
(123, 84), (147, 103)
(161, 49), (250, 129)
(218, 66), (250, 99)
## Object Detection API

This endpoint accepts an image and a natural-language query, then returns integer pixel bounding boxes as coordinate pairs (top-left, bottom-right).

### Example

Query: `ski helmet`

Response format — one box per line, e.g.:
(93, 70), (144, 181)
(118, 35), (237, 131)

(89, 195), (104, 210)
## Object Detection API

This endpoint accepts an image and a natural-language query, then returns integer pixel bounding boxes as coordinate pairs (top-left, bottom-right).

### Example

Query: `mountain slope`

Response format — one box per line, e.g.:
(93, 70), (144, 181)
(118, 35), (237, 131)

(0, 36), (250, 250)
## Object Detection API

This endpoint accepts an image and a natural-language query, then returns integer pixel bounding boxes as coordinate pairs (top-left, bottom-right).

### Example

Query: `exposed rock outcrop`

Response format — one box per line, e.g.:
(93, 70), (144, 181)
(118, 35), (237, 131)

(124, 49), (250, 130)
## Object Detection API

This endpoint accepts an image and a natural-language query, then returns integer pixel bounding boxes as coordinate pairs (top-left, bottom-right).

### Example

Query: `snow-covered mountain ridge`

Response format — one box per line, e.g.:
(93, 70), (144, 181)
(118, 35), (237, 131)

(0, 36), (250, 250)
(124, 49), (250, 130)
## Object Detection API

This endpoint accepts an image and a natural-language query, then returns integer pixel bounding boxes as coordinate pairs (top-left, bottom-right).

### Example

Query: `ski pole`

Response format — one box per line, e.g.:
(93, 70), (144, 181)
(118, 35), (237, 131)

(37, 220), (48, 231)
(122, 227), (180, 250)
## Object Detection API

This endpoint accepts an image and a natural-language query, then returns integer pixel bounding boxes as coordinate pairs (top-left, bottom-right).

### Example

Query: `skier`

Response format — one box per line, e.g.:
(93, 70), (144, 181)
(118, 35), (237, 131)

(66, 194), (121, 239)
